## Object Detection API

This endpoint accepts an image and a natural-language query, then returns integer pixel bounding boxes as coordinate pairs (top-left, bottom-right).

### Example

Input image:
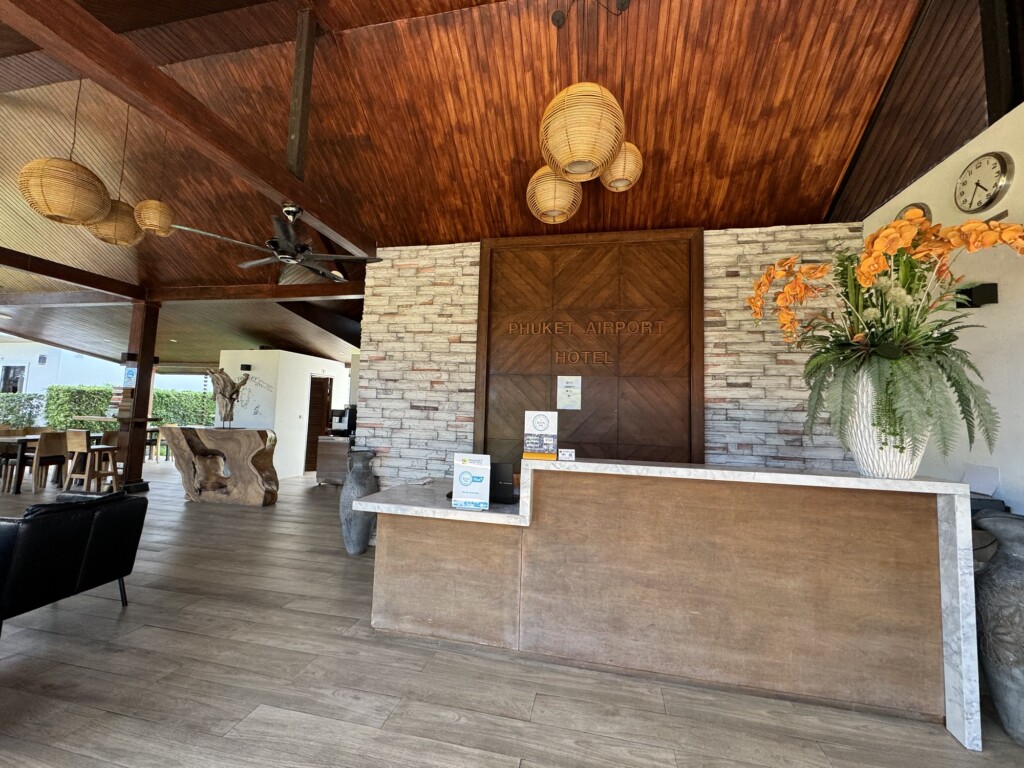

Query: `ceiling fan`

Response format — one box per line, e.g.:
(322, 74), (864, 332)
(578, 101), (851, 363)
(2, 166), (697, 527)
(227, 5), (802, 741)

(172, 204), (381, 283)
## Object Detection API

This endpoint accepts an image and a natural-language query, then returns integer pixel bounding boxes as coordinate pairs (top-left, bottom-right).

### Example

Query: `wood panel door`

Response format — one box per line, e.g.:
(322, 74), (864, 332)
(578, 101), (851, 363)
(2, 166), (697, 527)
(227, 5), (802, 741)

(475, 230), (703, 469)
(305, 376), (331, 472)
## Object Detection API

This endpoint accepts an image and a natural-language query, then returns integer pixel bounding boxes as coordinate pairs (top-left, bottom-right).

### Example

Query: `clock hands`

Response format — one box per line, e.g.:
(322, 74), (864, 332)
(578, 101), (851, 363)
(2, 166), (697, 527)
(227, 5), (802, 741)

(969, 181), (989, 209)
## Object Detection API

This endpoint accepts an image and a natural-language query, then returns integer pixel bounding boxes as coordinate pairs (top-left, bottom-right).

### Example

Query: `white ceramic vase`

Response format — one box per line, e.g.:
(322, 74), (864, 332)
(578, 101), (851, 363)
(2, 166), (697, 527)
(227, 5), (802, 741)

(847, 368), (927, 479)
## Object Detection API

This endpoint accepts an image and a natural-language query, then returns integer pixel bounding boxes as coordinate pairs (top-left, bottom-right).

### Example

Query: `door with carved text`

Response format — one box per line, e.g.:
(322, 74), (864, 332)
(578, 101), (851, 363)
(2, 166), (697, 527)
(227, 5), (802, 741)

(474, 230), (704, 471)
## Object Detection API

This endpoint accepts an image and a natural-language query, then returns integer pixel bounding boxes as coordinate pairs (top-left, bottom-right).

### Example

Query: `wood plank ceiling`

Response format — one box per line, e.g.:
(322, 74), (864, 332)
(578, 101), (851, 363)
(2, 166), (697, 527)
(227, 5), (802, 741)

(0, 0), (993, 366)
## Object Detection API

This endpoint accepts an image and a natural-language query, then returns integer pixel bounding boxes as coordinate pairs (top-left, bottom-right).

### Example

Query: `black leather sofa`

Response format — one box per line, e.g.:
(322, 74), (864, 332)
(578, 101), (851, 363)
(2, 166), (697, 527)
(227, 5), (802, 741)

(0, 491), (148, 635)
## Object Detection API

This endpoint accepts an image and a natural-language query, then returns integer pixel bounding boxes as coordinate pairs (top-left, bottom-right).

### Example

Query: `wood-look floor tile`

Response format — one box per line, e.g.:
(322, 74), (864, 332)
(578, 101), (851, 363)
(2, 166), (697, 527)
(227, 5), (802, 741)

(0, 733), (120, 767)
(0, 686), (107, 742)
(0, 629), (182, 681)
(16, 664), (257, 736)
(296, 654), (537, 720)
(7, 605), (144, 642)
(52, 711), (343, 768)
(528, 694), (832, 768)
(281, 595), (373, 620)
(82, 581), (205, 610)
(110, 626), (317, 678)
(426, 649), (666, 713)
(159, 659), (399, 727)
(228, 622), (430, 671)
(226, 703), (520, 768)
(54, 594), (253, 639)
(136, 576), (302, 608)
(183, 596), (361, 632)
(0, 652), (57, 685)
(382, 698), (678, 768)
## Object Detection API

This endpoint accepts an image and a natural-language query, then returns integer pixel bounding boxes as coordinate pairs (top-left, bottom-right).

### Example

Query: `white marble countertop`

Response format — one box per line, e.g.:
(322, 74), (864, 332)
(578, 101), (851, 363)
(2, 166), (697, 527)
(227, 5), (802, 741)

(353, 480), (527, 526)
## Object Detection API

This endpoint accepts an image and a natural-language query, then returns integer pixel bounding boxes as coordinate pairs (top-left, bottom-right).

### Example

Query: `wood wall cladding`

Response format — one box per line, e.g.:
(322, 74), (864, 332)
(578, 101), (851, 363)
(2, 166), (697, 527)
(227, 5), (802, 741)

(475, 230), (703, 469)
(315, 0), (504, 31)
(520, 470), (946, 718)
(828, 0), (988, 222)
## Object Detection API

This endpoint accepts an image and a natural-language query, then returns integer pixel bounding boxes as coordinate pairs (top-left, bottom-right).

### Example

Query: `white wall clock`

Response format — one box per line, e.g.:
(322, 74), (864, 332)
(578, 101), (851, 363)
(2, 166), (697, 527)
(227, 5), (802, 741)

(954, 152), (1013, 213)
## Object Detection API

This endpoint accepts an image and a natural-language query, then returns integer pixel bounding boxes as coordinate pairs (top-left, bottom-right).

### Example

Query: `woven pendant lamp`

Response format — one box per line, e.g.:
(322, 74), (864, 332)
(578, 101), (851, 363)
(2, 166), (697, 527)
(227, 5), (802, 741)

(17, 157), (111, 225)
(87, 200), (144, 246)
(600, 141), (643, 192)
(540, 82), (625, 182)
(527, 165), (583, 224)
(134, 199), (176, 237)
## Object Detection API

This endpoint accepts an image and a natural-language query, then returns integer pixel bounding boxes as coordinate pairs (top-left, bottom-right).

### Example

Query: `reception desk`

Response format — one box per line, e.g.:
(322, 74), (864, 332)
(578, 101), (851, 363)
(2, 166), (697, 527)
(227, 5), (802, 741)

(355, 460), (979, 750)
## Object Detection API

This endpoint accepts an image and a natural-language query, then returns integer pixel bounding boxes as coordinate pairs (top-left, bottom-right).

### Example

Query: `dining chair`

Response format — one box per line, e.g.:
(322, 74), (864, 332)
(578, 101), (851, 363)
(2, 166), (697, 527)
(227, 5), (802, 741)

(64, 430), (119, 493)
(27, 431), (68, 492)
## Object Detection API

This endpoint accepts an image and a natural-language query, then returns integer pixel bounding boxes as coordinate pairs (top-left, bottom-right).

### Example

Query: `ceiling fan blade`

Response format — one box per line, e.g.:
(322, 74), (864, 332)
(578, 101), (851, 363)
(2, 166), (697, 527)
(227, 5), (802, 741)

(300, 262), (347, 283)
(302, 253), (345, 262)
(238, 257), (281, 269)
(171, 224), (273, 254)
(308, 253), (383, 264)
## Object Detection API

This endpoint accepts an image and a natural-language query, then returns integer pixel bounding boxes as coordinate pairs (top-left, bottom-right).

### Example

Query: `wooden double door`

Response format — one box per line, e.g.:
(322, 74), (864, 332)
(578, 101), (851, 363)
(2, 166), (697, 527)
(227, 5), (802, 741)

(474, 230), (704, 469)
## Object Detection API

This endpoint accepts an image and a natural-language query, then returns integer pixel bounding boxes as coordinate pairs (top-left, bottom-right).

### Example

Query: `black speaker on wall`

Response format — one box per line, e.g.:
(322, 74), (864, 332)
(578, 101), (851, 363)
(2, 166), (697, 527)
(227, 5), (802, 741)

(958, 283), (999, 308)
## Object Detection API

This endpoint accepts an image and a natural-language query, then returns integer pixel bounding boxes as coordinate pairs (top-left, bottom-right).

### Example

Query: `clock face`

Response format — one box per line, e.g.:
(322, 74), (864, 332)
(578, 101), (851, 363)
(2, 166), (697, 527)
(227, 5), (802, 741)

(955, 153), (1012, 213)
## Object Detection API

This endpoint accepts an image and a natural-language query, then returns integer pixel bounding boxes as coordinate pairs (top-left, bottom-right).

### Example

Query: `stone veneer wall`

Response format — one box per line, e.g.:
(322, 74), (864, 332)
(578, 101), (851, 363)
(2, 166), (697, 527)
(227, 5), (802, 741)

(357, 224), (861, 486)
(703, 223), (860, 473)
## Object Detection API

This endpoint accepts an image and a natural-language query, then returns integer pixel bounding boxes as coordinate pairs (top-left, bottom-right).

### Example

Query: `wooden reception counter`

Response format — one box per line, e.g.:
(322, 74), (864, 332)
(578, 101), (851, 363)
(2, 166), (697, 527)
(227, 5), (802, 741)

(356, 460), (980, 750)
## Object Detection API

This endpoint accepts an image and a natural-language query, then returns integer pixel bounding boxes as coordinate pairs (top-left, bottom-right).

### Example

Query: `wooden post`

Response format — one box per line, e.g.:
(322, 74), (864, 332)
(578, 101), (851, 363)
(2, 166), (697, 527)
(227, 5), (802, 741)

(123, 300), (159, 493)
(286, 8), (317, 180)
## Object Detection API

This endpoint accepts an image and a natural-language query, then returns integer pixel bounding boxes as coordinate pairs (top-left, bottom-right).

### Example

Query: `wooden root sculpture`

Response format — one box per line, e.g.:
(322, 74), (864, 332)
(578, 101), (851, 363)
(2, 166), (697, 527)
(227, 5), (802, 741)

(206, 368), (250, 426)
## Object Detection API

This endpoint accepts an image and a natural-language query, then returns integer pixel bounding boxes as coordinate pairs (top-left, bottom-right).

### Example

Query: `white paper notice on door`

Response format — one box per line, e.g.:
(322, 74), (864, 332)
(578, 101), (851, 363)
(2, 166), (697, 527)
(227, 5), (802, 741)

(557, 376), (582, 410)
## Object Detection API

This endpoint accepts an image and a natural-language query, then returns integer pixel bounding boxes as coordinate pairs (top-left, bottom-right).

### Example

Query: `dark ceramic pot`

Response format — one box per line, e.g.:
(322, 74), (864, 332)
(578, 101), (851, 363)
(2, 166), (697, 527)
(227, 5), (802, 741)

(339, 450), (378, 556)
(974, 510), (1024, 745)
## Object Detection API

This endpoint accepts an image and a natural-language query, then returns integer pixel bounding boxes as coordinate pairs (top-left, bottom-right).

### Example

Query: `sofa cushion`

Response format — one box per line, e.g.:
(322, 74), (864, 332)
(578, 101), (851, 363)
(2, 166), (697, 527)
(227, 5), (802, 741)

(24, 491), (129, 519)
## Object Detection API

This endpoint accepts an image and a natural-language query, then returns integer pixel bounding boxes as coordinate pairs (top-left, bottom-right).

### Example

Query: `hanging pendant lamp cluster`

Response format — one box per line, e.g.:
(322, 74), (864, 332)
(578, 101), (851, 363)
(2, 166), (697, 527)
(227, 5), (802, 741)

(527, 2), (642, 225)
(16, 80), (177, 247)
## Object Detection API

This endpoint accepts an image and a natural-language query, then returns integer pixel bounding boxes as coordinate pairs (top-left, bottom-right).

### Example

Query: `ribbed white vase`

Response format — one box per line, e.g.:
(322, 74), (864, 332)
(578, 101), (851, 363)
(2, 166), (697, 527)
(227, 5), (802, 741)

(847, 368), (927, 479)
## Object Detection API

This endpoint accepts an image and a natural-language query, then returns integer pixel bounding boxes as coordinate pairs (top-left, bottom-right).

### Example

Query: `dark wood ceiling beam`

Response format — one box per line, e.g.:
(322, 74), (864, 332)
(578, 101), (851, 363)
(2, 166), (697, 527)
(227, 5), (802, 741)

(149, 281), (365, 302)
(279, 300), (360, 347)
(0, 290), (130, 307)
(979, 0), (1024, 123)
(286, 7), (316, 179)
(0, 0), (376, 259)
(0, 245), (145, 299)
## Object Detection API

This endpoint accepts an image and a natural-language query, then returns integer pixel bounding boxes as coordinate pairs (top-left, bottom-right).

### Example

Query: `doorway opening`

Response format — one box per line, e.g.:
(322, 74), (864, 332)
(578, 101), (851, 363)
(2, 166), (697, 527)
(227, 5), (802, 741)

(305, 376), (332, 472)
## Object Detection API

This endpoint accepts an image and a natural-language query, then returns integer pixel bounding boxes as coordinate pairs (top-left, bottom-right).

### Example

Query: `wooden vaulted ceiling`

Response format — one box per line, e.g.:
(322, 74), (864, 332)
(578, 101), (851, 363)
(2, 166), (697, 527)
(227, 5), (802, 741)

(0, 0), (994, 366)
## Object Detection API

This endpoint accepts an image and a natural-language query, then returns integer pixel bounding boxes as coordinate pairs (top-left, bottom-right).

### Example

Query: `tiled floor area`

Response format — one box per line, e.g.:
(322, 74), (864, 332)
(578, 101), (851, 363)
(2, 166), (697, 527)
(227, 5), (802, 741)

(0, 464), (1022, 767)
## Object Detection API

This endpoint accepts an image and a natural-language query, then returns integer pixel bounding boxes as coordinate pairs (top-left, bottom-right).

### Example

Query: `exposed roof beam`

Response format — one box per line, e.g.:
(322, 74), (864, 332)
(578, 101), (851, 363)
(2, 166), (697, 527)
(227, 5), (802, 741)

(279, 300), (360, 347)
(0, 0), (377, 260)
(0, 245), (145, 299)
(0, 290), (130, 307)
(286, 8), (316, 179)
(979, 0), (1024, 123)
(149, 282), (365, 302)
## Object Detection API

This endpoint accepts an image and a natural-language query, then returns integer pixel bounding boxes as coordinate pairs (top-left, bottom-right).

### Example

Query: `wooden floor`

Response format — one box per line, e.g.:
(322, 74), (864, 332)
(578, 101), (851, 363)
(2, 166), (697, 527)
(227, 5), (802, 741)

(0, 465), (1022, 767)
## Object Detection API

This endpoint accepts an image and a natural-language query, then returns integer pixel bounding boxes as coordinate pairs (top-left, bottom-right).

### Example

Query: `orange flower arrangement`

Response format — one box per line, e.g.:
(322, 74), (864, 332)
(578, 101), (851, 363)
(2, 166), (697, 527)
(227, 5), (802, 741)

(742, 207), (1024, 462)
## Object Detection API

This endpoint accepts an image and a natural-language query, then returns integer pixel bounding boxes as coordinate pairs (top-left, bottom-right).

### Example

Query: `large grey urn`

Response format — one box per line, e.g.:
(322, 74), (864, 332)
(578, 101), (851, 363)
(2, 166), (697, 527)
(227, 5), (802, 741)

(339, 450), (378, 556)
(975, 510), (1024, 745)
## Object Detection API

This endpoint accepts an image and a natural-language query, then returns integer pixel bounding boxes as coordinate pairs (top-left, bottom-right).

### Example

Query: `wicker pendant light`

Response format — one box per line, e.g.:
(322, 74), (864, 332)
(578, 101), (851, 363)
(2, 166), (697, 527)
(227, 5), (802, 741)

(87, 199), (144, 246)
(600, 141), (643, 192)
(134, 199), (176, 236)
(18, 157), (111, 225)
(527, 165), (583, 224)
(540, 82), (624, 182)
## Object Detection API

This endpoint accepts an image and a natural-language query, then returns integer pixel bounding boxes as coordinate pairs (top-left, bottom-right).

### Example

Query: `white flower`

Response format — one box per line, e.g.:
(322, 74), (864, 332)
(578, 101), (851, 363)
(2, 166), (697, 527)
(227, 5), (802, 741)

(862, 308), (881, 322)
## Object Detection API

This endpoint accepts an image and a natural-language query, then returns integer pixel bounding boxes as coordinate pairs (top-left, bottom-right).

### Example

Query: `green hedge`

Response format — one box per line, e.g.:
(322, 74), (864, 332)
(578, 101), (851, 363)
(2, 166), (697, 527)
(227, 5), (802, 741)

(0, 393), (44, 428)
(44, 385), (113, 431)
(152, 389), (215, 427)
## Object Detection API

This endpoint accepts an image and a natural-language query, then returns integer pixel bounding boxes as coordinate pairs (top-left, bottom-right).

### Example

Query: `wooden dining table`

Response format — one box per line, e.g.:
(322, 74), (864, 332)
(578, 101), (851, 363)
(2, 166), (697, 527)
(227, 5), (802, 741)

(0, 432), (104, 495)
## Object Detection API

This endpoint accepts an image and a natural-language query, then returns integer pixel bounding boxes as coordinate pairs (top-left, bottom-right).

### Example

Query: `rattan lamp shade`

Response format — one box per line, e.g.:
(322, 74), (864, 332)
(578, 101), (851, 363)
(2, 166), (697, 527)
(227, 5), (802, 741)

(17, 157), (111, 225)
(134, 199), (176, 237)
(540, 82), (625, 182)
(600, 142), (643, 192)
(86, 200), (145, 246)
(527, 165), (583, 224)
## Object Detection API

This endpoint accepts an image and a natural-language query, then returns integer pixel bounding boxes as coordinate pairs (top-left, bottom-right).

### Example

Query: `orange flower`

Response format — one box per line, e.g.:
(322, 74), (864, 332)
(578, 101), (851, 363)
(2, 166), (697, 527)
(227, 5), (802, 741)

(746, 294), (765, 318)
(774, 255), (799, 272)
(775, 291), (793, 308)
(852, 333), (866, 343)
(799, 262), (830, 280)
(901, 207), (924, 221)
(871, 226), (904, 256)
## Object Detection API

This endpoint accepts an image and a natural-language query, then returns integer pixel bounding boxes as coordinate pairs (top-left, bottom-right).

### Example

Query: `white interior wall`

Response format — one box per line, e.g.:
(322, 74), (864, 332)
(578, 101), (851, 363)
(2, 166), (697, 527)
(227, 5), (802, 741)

(218, 349), (350, 479)
(863, 102), (1024, 513)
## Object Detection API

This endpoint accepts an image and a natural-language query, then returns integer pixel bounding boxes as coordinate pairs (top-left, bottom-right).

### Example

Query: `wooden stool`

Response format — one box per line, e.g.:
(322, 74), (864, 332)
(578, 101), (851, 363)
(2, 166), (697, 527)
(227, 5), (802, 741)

(64, 430), (119, 493)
